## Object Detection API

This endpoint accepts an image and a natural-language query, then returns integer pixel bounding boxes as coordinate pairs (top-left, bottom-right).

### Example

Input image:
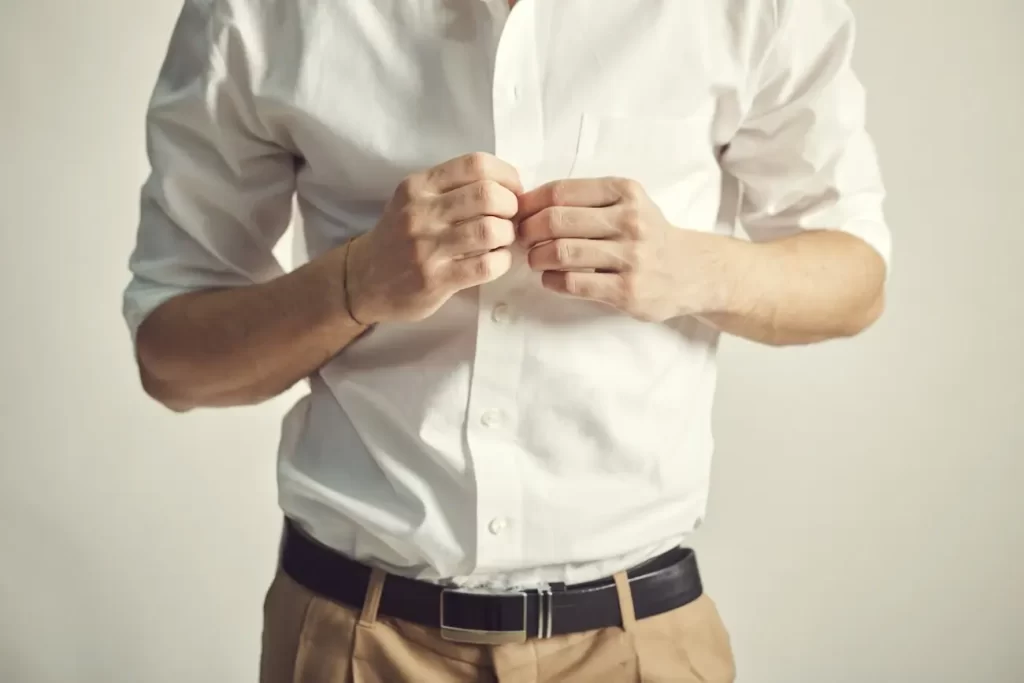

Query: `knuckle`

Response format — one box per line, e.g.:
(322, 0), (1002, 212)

(396, 175), (424, 201)
(480, 181), (509, 214)
(475, 217), (495, 245)
(464, 152), (490, 179)
(620, 206), (643, 238)
(554, 239), (573, 265)
(563, 273), (584, 297)
(480, 217), (510, 246)
(479, 180), (501, 205)
(478, 180), (495, 201)
(471, 255), (493, 281)
(471, 180), (489, 204)
(549, 181), (567, 206)
(618, 178), (643, 201)
(543, 207), (561, 233)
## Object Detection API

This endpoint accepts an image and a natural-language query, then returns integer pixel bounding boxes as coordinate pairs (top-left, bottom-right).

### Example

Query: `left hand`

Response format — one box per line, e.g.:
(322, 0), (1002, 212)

(517, 178), (723, 322)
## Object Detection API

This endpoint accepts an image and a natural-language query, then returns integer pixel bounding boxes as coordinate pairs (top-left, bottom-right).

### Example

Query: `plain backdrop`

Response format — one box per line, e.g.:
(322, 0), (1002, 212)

(2, 1), (1022, 682)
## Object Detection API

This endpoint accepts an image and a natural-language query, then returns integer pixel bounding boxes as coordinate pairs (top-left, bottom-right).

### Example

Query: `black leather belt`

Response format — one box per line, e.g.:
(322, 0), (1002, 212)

(281, 518), (703, 645)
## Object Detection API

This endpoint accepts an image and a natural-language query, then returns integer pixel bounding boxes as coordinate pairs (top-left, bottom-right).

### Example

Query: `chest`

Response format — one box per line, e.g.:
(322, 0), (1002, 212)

(255, 0), (765, 224)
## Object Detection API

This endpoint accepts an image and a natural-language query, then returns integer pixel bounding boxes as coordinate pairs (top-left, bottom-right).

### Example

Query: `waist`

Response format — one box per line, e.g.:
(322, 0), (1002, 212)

(284, 508), (694, 590)
(280, 517), (705, 643)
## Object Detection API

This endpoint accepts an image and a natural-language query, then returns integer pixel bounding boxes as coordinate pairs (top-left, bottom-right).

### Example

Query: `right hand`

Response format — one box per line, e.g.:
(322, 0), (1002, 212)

(345, 153), (522, 324)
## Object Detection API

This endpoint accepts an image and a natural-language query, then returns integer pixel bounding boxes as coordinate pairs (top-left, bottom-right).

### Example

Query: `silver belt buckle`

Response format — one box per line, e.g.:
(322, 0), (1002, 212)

(439, 588), (529, 645)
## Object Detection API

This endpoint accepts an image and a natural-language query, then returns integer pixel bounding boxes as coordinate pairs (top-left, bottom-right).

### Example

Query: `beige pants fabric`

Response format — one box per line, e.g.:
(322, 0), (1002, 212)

(259, 568), (736, 683)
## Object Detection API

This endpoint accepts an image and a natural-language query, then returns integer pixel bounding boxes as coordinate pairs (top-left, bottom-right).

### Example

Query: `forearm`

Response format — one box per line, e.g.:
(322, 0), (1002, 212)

(135, 243), (367, 411)
(695, 229), (887, 346)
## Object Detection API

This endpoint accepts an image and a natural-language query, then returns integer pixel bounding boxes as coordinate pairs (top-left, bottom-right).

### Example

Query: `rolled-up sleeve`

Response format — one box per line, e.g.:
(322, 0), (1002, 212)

(721, 0), (891, 266)
(123, 1), (296, 340)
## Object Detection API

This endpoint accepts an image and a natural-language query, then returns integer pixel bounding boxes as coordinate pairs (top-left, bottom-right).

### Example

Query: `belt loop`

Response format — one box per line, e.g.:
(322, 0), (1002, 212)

(613, 571), (637, 632)
(359, 568), (387, 625)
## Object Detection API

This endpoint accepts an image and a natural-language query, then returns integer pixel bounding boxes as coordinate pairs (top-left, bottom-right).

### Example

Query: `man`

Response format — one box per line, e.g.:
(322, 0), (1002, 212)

(124, 0), (889, 680)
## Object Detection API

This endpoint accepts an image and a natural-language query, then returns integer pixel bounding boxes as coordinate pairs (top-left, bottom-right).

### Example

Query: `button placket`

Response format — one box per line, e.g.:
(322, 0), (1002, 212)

(491, 0), (543, 284)
(490, 1), (543, 169)
(465, 282), (527, 573)
(461, 0), (542, 575)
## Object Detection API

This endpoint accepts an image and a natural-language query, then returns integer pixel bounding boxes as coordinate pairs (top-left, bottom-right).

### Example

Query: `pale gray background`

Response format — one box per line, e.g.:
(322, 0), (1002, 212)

(2, 1), (1022, 682)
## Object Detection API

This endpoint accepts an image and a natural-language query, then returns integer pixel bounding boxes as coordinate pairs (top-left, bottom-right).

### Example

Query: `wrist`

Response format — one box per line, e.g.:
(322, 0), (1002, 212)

(675, 231), (757, 318)
(342, 236), (374, 327)
(314, 245), (356, 328)
(312, 239), (371, 330)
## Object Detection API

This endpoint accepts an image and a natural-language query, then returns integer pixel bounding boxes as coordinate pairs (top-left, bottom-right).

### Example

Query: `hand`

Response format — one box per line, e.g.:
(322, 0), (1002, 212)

(517, 178), (724, 322)
(346, 153), (522, 324)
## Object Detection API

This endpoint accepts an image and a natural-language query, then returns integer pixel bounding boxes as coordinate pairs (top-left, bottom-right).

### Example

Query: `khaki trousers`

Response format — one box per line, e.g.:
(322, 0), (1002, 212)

(260, 568), (736, 683)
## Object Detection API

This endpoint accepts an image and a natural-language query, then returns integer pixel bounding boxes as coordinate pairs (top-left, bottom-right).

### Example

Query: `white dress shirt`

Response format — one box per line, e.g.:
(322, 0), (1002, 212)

(124, 0), (890, 590)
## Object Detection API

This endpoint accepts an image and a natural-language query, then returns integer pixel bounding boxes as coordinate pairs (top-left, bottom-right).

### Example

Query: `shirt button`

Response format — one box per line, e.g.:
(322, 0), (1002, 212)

(481, 410), (505, 428)
(694, 516), (704, 530)
(488, 518), (508, 535)
(509, 84), (520, 101)
(491, 303), (512, 323)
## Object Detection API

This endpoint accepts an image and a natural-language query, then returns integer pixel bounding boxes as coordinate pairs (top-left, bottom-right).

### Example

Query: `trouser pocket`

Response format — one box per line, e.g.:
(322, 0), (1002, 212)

(632, 594), (736, 683)
(260, 570), (359, 683)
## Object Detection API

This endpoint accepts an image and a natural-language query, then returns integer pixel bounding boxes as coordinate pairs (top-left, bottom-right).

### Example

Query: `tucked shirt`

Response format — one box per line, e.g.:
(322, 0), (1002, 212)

(124, 0), (890, 589)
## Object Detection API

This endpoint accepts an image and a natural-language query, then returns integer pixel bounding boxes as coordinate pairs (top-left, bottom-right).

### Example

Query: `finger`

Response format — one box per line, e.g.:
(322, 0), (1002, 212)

(518, 206), (619, 247)
(440, 217), (516, 258)
(436, 180), (519, 223)
(424, 153), (524, 195)
(444, 247), (514, 288)
(517, 177), (639, 218)
(528, 238), (630, 272)
(541, 271), (626, 307)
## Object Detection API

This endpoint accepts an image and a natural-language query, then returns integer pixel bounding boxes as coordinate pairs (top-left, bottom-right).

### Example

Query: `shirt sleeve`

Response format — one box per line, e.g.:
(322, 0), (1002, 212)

(122, 1), (296, 340)
(721, 0), (891, 266)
